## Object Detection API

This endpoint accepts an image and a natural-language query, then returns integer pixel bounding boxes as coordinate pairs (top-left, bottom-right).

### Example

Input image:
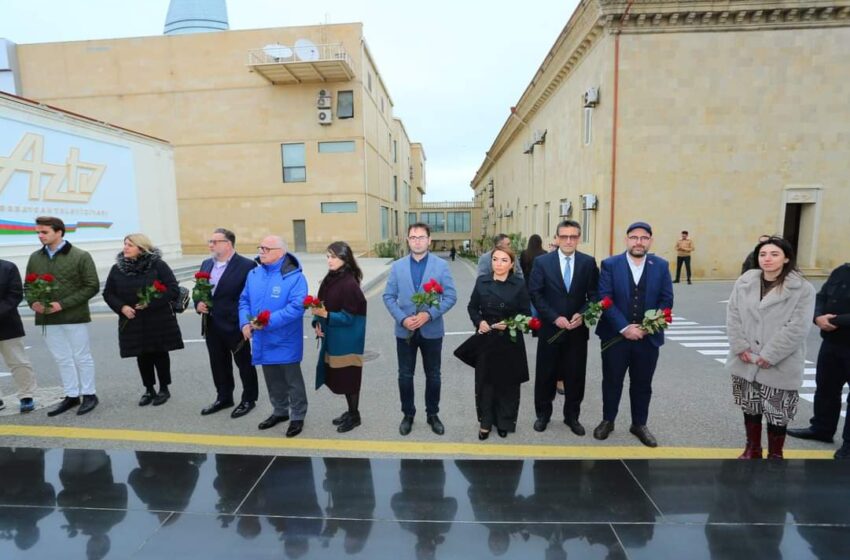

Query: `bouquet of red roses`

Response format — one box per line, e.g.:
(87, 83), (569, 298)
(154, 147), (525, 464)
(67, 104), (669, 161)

(303, 295), (323, 309)
(25, 273), (55, 334)
(136, 280), (168, 309)
(192, 271), (214, 308)
(548, 296), (613, 343)
(235, 309), (271, 352)
(501, 314), (542, 342)
(601, 307), (673, 352)
(406, 278), (443, 342)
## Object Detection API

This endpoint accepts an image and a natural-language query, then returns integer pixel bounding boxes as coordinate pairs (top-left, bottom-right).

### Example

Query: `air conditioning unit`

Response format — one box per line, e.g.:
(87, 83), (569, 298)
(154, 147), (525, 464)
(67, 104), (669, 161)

(584, 87), (600, 108)
(559, 200), (572, 217)
(317, 109), (333, 125)
(581, 193), (598, 210)
(532, 129), (547, 145)
(504, 209), (513, 217)
(317, 95), (332, 109)
(523, 141), (534, 154)
(318, 88), (330, 97)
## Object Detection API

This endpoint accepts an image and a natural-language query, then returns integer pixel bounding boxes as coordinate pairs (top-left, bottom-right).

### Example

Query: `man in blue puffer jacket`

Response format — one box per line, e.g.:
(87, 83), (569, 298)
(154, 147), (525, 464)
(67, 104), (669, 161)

(239, 236), (308, 437)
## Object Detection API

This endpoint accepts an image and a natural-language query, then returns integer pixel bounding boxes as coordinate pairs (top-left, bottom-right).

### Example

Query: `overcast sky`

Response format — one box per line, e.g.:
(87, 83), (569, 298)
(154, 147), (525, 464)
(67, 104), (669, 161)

(1, 0), (580, 201)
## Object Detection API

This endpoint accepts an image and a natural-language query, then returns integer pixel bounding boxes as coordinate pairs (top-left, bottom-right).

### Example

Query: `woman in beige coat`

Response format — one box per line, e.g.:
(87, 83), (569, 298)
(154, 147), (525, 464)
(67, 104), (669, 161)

(726, 237), (815, 459)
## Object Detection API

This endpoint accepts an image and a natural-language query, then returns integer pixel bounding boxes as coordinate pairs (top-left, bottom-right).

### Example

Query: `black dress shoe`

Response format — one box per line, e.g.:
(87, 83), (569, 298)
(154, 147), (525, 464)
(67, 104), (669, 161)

(286, 420), (304, 438)
(427, 415), (445, 436)
(498, 429), (508, 438)
(533, 418), (548, 432)
(478, 429), (490, 440)
(152, 388), (170, 406)
(630, 424), (658, 448)
(564, 418), (586, 436)
(138, 389), (156, 407)
(231, 401), (255, 418)
(201, 399), (234, 416)
(399, 415), (414, 436)
(787, 427), (834, 443)
(47, 396), (81, 417)
(593, 420), (615, 440)
(258, 414), (289, 430)
(76, 394), (99, 416)
(332, 411), (351, 426)
(835, 443), (850, 460)
(336, 412), (361, 433)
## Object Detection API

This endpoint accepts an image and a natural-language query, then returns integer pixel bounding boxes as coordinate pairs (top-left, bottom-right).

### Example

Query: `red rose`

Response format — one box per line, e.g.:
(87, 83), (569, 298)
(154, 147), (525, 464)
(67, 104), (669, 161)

(528, 317), (542, 331)
(433, 282), (444, 294)
(25, 273), (39, 283)
(601, 296), (613, 310)
(256, 310), (271, 325)
(195, 271), (211, 280)
(422, 279), (434, 292)
(303, 295), (315, 307)
(153, 280), (168, 293)
(40, 273), (55, 282)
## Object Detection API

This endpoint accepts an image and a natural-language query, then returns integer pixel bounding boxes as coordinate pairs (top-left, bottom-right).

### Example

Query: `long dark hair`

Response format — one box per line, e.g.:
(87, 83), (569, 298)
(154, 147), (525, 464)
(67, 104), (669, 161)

(754, 236), (799, 285)
(327, 241), (363, 284)
(520, 234), (546, 276)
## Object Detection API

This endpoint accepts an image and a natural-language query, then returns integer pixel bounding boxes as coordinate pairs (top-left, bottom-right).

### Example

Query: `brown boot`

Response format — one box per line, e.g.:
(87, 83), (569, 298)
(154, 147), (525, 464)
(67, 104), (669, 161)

(767, 424), (786, 459)
(738, 415), (763, 459)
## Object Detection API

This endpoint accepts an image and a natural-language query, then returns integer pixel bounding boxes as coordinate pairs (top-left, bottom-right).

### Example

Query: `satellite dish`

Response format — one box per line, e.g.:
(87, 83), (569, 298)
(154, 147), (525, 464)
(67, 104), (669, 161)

(294, 38), (320, 61)
(263, 43), (292, 61)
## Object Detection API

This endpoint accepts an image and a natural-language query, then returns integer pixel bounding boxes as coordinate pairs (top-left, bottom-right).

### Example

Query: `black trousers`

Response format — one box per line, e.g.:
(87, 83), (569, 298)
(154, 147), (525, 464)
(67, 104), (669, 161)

(601, 338), (659, 425)
(809, 340), (850, 442)
(675, 256), (692, 282)
(205, 322), (258, 403)
(137, 352), (171, 388)
(534, 328), (588, 422)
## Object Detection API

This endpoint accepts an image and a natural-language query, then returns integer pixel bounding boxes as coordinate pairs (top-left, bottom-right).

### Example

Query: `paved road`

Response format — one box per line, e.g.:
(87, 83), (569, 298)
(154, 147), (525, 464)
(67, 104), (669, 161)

(0, 254), (839, 458)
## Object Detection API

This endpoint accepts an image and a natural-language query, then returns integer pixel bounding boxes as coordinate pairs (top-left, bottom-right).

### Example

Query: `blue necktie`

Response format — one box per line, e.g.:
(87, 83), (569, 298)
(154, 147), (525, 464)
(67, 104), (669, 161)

(563, 257), (571, 292)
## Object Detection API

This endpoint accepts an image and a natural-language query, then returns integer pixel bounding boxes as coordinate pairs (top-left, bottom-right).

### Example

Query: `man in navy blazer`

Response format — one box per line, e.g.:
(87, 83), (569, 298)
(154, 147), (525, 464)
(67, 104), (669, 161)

(594, 222), (673, 447)
(383, 222), (457, 436)
(194, 228), (259, 418)
(529, 220), (599, 435)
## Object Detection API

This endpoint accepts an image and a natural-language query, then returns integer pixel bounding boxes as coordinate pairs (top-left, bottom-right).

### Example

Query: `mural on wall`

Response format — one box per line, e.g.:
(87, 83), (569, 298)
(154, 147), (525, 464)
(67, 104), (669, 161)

(0, 117), (139, 245)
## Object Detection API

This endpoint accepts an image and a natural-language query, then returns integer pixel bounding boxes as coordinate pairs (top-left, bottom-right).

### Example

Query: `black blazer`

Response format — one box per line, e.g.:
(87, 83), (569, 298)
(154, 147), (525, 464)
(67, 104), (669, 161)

(0, 259), (25, 341)
(528, 250), (599, 340)
(194, 253), (256, 334)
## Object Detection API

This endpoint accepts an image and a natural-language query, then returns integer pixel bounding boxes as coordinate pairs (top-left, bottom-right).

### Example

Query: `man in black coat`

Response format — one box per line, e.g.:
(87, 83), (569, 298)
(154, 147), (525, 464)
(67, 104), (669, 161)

(0, 259), (37, 413)
(529, 220), (599, 435)
(195, 228), (259, 418)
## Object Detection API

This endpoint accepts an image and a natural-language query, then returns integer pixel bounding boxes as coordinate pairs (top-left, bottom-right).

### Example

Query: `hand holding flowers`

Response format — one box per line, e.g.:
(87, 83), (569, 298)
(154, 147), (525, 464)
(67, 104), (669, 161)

(492, 314), (541, 342)
(601, 307), (673, 352)
(548, 296), (613, 343)
(192, 271), (214, 311)
(236, 309), (271, 352)
(406, 278), (443, 342)
(25, 273), (56, 334)
(136, 280), (168, 309)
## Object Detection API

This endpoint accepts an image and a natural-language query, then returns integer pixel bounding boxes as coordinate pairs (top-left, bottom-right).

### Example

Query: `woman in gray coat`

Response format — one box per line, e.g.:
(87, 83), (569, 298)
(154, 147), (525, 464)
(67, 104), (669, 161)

(726, 237), (815, 459)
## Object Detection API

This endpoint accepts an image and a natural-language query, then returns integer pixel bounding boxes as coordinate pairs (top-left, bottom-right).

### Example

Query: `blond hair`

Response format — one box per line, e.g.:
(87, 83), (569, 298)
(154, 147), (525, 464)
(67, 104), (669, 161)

(124, 233), (155, 253)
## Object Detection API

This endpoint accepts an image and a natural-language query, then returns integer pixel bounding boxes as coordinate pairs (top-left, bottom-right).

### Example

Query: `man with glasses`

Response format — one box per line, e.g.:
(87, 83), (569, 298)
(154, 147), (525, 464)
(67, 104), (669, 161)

(529, 220), (599, 435)
(239, 236), (308, 437)
(195, 228), (259, 418)
(477, 233), (523, 278)
(383, 223), (457, 436)
(593, 222), (674, 447)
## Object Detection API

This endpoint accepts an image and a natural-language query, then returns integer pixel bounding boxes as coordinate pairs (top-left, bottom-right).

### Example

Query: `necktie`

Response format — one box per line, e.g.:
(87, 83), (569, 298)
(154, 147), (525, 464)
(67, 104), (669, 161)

(563, 257), (571, 292)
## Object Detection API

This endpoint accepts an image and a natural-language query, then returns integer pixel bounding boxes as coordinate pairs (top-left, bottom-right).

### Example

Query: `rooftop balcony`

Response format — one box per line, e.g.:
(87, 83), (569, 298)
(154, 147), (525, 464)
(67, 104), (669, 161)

(247, 43), (354, 84)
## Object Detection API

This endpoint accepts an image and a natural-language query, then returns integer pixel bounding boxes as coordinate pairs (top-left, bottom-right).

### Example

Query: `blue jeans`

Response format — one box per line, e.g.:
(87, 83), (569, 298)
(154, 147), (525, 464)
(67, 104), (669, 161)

(397, 333), (443, 417)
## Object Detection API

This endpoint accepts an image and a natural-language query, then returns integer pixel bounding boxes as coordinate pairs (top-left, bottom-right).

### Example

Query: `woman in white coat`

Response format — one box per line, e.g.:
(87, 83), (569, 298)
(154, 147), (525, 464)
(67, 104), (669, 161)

(726, 237), (815, 459)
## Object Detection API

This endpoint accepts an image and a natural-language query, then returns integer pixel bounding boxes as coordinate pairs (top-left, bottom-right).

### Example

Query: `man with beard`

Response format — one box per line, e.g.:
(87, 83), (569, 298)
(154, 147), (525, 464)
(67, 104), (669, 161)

(593, 222), (674, 447)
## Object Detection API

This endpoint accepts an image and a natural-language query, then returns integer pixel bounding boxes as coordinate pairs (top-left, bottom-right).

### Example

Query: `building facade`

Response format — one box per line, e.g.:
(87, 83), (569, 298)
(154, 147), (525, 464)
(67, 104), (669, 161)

(9, 23), (423, 255)
(472, 0), (850, 278)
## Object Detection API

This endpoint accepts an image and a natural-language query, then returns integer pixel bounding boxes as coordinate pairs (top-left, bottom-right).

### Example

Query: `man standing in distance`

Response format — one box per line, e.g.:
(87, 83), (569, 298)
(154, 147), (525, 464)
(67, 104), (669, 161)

(529, 220), (599, 435)
(25, 216), (100, 416)
(196, 228), (259, 418)
(673, 230), (694, 284)
(594, 222), (674, 447)
(383, 223), (457, 436)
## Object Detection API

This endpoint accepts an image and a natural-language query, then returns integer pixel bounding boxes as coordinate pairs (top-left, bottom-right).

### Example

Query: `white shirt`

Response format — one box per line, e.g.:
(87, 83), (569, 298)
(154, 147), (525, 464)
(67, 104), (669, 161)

(559, 250), (575, 291)
(627, 254), (646, 285)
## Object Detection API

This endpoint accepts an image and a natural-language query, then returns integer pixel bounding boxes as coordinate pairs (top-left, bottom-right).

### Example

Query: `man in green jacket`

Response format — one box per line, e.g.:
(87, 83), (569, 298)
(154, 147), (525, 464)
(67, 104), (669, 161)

(25, 216), (100, 416)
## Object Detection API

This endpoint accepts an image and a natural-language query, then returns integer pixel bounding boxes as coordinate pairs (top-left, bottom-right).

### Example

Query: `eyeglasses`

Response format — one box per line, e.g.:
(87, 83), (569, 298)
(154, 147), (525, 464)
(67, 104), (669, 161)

(408, 236), (429, 242)
(257, 246), (283, 253)
(557, 235), (580, 241)
(208, 239), (229, 244)
(627, 236), (651, 242)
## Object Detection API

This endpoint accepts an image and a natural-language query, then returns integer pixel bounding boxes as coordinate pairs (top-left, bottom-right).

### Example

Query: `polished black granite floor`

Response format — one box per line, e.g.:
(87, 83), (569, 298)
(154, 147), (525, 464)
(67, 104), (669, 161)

(1, 447), (848, 559)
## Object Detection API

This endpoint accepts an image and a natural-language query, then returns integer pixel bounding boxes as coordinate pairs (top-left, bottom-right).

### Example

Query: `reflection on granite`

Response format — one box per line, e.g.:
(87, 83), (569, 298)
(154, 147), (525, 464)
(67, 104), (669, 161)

(0, 447), (848, 559)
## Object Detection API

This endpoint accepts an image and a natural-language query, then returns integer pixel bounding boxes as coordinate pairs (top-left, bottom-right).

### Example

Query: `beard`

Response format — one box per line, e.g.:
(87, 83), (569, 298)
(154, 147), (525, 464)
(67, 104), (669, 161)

(628, 246), (647, 257)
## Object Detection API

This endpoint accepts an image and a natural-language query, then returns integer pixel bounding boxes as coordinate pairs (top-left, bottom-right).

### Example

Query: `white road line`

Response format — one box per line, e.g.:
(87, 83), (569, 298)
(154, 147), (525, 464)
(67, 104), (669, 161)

(183, 339), (205, 343)
(445, 331), (476, 336)
(804, 368), (817, 375)
(715, 359), (727, 364)
(698, 350), (729, 356)
(668, 336), (730, 341)
(668, 325), (726, 330)
(670, 321), (699, 326)
(802, 379), (817, 388)
(681, 342), (730, 348)
(0, 372), (10, 378)
(664, 330), (725, 335)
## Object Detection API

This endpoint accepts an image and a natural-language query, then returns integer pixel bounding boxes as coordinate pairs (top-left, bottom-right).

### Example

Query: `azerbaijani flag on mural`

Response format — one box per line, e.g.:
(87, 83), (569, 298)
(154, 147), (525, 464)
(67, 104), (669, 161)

(0, 219), (113, 235)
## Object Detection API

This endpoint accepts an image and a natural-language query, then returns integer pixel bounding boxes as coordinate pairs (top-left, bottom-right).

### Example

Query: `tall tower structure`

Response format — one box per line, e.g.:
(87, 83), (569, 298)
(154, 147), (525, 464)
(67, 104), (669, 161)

(164, 0), (229, 35)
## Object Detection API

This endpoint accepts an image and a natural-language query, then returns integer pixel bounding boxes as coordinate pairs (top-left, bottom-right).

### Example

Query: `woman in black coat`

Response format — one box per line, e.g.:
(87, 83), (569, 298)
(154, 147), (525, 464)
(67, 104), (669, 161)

(466, 246), (531, 439)
(103, 234), (183, 406)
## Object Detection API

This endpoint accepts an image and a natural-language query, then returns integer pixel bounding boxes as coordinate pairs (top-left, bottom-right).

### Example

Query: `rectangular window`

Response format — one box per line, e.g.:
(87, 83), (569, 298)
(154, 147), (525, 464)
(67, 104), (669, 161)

(321, 202), (357, 213)
(380, 206), (390, 239)
(447, 211), (471, 233)
(583, 107), (593, 145)
(337, 90), (354, 119)
(318, 141), (355, 153)
(367, 72), (373, 92)
(281, 143), (306, 183)
(420, 212), (445, 233)
(393, 140), (398, 163)
(394, 210), (399, 236)
(406, 212), (417, 227)
(404, 182), (410, 205)
(392, 176), (398, 202)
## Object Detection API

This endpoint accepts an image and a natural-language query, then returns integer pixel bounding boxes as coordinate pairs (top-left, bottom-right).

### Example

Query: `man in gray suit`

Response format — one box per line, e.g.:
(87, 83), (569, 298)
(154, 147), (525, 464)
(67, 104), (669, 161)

(477, 233), (523, 278)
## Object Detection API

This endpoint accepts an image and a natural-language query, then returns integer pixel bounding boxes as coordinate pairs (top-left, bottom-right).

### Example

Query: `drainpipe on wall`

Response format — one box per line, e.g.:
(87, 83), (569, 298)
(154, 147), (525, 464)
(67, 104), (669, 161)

(360, 40), (372, 255)
(608, 0), (634, 255)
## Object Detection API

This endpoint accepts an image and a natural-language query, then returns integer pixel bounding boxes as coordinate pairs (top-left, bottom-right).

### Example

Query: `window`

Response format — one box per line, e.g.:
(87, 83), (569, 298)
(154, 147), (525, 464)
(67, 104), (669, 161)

(281, 143), (305, 182)
(394, 210), (399, 236)
(392, 176), (398, 201)
(318, 141), (355, 153)
(393, 140), (398, 163)
(406, 212), (417, 227)
(337, 90), (353, 119)
(380, 206), (390, 239)
(583, 107), (593, 145)
(367, 72), (373, 92)
(321, 202), (357, 213)
(420, 212), (445, 233)
(404, 182), (410, 205)
(447, 211), (471, 233)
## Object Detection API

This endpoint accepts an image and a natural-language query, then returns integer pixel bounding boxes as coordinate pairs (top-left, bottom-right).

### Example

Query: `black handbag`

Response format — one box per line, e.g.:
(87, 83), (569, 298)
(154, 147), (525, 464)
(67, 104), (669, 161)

(453, 333), (487, 368)
(171, 285), (191, 314)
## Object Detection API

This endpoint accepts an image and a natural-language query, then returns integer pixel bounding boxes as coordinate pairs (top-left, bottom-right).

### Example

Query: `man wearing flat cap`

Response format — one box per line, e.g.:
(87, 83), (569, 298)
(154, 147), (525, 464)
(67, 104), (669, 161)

(593, 222), (674, 447)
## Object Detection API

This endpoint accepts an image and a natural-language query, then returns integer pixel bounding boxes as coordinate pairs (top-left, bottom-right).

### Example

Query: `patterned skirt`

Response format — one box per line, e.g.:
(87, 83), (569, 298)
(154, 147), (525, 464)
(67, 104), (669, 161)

(731, 375), (799, 426)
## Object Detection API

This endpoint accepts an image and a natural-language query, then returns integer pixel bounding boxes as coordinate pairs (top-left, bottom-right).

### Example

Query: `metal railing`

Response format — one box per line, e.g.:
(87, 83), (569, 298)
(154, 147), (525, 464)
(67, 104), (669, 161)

(247, 43), (352, 67)
(410, 201), (478, 209)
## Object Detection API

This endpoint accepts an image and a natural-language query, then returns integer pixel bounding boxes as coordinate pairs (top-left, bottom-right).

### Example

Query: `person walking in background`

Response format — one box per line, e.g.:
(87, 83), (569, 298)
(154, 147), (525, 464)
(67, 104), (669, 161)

(449, 246), (456, 261)
(528, 220), (599, 436)
(194, 228), (259, 419)
(673, 230), (694, 284)
(310, 242), (367, 433)
(477, 233), (523, 278)
(726, 237), (815, 460)
(239, 236), (308, 438)
(383, 223), (457, 436)
(519, 234), (546, 288)
(103, 234), (184, 407)
(0, 258), (38, 413)
(594, 222), (674, 447)
(741, 234), (771, 274)
(25, 216), (100, 416)
(787, 263), (850, 459)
